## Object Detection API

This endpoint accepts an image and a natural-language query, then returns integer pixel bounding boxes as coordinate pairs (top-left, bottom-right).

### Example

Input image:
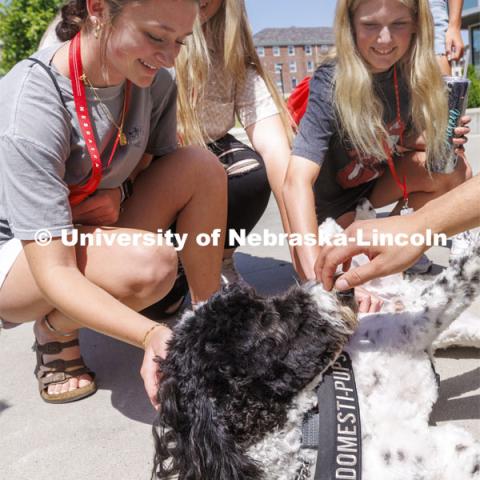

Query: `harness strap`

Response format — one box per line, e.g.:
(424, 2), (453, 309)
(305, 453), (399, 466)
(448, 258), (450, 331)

(300, 352), (362, 480)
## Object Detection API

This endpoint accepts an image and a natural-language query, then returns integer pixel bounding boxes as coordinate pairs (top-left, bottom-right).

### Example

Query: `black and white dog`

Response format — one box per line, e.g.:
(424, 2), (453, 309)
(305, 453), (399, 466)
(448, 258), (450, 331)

(152, 244), (480, 480)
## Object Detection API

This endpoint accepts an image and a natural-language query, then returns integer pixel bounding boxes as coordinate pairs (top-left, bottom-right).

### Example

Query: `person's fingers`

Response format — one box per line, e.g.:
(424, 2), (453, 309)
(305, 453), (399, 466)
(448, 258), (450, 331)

(452, 42), (464, 60)
(450, 48), (461, 61)
(448, 39), (463, 60)
(141, 356), (161, 410)
(316, 245), (366, 291)
(357, 293), (371, 314)
(369, 296), (384, 313)
(71, 196), (103, 215)
(342, 258), (352, 274)
(334, 256), (386, 290)
(454, 148), (465, 159)
(452, 135), (468, 145)
(454, 126), (470, 137)
(315, 246), (335, 290)
(454, 126), (470, 135)
(445, 38), (453, 56)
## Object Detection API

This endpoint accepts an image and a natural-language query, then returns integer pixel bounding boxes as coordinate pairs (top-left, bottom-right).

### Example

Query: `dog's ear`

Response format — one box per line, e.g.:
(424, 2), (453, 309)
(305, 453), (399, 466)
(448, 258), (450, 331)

(153, 377), (262, 480)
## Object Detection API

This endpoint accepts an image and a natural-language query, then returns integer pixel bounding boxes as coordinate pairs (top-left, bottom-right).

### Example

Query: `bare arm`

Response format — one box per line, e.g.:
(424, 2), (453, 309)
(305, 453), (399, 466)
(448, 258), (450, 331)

(423, 171), (480, 237)
(246, 114), (293, 236)
(316, 173), (480, 291)
(446, 0), (464, 60)
(283, 154), (321, 280)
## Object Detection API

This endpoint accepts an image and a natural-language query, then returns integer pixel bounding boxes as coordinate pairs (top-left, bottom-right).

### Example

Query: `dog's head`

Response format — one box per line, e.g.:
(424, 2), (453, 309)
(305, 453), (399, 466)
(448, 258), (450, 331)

(152, 283), (357, 480)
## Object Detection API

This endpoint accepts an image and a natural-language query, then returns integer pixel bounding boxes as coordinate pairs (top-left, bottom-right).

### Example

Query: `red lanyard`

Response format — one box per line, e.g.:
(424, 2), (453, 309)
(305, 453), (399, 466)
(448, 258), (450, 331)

(67, 32), (131, 206)
(383, 64), (409, 205)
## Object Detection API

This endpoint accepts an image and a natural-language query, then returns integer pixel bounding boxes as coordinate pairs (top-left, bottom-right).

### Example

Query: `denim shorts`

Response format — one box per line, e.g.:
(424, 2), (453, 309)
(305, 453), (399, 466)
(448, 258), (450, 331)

(430, 0), (449, 55)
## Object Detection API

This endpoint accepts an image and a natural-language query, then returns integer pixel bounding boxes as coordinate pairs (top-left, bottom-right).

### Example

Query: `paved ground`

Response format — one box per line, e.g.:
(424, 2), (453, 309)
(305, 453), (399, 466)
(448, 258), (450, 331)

(0, 134), (479, 479)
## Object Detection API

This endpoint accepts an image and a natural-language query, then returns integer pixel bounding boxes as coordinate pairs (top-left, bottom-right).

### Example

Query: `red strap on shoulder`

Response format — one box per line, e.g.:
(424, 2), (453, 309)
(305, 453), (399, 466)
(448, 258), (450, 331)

(287, 76), (311, 126)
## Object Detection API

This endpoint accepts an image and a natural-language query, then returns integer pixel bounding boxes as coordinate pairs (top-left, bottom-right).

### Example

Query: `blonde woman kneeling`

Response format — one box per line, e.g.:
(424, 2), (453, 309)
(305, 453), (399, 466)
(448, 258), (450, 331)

(284, 0), (471, 312)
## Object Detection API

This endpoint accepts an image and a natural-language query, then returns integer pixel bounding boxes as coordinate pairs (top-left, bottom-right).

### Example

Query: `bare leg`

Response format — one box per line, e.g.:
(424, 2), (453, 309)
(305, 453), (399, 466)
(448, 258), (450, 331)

(117, 146), (227, 303)
(333, 152), (470, 236)
(0, 226), (178, 395)
(369, 151), (471, 213)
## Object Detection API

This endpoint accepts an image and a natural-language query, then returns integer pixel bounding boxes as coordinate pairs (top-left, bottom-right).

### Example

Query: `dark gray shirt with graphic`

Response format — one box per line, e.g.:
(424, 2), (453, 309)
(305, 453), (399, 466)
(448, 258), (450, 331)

(292, 62), (412, 222)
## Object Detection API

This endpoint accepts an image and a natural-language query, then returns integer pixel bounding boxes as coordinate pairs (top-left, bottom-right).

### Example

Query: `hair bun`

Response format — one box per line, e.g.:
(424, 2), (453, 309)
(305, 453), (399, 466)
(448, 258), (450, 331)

(56, 0), (88, 41)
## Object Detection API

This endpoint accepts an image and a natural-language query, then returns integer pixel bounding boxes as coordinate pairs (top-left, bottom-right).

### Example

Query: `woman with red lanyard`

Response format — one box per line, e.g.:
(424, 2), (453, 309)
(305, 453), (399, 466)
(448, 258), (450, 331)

(283, 0), (471, 313)
(0, 0), (226, 406)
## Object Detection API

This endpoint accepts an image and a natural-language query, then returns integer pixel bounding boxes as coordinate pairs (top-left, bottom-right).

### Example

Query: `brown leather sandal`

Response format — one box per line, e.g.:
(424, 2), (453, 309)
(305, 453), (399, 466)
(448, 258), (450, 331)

(34, 338), (97, 404)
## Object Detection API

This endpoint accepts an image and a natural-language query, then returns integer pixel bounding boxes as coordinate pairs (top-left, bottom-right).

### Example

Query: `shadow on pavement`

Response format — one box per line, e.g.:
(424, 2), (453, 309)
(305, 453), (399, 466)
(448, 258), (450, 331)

(79, 329), (157, 425)
(431, 367), (480, 422)
(0, 399), (11, 416)
(435, 347), (480, 360)
(236, 252), (296, 294)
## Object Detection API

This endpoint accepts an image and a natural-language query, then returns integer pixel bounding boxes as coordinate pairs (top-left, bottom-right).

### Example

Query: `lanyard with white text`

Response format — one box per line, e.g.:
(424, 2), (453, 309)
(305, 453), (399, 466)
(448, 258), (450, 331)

(68, 32), (131, 206)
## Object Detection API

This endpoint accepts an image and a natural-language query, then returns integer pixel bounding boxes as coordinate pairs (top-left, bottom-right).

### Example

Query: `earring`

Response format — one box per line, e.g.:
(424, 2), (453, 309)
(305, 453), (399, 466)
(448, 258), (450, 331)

(91, 16), (102, 39)
(94, 22), (102, 39)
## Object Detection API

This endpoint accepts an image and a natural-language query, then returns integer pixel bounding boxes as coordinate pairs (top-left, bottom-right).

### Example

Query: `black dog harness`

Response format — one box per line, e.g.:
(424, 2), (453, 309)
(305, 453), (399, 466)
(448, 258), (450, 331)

(299, 352), (362, 480)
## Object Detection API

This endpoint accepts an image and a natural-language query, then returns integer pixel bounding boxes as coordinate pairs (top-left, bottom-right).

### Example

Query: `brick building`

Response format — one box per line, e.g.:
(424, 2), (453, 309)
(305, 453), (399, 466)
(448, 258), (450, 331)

(253, 27), (334, 95)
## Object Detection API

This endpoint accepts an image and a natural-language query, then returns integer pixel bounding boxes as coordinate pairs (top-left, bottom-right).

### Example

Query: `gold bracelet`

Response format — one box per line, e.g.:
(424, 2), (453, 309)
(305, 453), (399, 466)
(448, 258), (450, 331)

(142, 323), (167, 350)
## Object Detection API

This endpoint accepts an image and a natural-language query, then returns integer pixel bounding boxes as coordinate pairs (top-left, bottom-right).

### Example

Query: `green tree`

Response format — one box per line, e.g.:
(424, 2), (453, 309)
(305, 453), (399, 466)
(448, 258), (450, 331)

(0, 0), (63, 75)
(467, 64), (480, 109)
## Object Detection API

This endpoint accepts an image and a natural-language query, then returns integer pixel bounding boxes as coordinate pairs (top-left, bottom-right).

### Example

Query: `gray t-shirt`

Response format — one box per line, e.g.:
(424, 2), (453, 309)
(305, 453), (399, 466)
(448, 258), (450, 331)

(0, 45), (177, 247)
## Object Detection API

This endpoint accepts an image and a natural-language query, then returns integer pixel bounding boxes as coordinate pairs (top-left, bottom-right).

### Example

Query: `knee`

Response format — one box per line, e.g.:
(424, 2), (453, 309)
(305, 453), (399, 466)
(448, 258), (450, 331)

(183, 146), (227, 190)
(125, 244), (178, 299)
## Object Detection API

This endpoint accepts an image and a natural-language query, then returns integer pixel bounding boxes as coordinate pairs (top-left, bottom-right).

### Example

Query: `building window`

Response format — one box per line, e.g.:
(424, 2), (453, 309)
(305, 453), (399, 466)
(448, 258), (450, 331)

(275, 63), (283, 73)
(307, 60), (314, 72)
(289, 61), (297, 73)
(288, 45), (295, 56)
(305, 45), (312, 55)
(256, 46), (265, 57)
(472, 25), (480, 67)
(273, 46), (281, 57)
(320, 45), (330, 54)
(291, 77), (298, 89)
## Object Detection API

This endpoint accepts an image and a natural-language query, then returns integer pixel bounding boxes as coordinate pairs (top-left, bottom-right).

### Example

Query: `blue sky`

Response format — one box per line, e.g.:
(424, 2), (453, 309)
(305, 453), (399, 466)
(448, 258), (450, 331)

(244, 0), (336, 33)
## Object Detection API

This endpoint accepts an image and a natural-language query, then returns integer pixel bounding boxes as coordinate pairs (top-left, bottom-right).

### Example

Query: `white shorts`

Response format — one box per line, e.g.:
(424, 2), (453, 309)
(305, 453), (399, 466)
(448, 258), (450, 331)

(0, 238), (22, 290)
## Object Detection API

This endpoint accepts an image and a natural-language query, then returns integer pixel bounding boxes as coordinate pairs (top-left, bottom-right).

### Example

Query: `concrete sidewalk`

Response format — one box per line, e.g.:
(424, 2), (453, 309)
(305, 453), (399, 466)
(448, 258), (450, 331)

(0, 136), (479, 480)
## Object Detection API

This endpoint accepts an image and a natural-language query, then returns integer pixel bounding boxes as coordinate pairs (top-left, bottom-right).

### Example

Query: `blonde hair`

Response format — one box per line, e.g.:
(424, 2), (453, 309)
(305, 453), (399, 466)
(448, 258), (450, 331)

(176, 0), (294, 147)
(333, 0), (449, 167)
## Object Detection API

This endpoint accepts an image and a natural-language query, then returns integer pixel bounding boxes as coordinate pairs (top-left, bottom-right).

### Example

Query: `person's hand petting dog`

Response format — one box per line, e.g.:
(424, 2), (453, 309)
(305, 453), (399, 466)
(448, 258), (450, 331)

(141, 324), (172, 410)
(71, 188), (122, 225)
(316, 215), (429, 292)
(314, 246), (384, 314)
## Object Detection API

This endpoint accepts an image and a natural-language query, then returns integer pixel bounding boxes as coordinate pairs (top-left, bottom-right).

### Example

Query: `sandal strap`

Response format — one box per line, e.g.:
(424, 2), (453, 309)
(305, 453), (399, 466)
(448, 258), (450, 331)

(35, 338), (79, 355)
(36, 358), (94, 388)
